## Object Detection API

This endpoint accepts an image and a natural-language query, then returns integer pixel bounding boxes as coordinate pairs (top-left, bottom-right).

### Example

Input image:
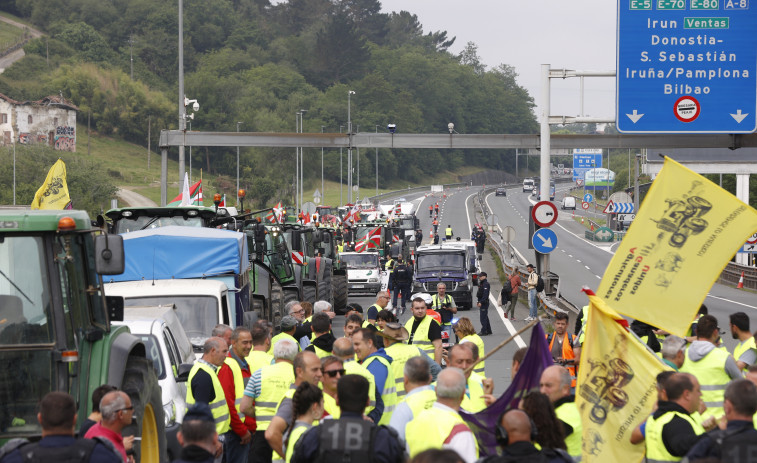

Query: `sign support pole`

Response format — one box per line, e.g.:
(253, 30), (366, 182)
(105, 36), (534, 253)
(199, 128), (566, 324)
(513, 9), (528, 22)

(540, 64), (552, 285)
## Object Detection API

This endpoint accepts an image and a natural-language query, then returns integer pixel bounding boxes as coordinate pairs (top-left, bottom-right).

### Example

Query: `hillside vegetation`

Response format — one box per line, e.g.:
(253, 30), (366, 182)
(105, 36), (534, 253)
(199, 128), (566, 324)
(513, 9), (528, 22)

(0, 0), (538, 210)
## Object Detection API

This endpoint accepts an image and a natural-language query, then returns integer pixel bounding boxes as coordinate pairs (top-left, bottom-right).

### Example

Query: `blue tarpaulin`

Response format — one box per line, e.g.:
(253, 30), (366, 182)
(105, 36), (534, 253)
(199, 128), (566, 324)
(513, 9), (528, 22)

(110, 226), (249, 282)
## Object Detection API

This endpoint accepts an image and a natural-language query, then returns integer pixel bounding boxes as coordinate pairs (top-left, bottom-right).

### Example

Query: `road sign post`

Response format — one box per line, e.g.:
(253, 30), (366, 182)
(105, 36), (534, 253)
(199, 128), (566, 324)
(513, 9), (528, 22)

(532, 228), (558, 254)
(617, 0), (757, 133)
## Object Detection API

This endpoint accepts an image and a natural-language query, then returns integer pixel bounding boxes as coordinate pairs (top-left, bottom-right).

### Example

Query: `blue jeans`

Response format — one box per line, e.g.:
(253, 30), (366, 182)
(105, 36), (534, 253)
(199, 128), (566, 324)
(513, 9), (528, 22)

(479, 303), (492, 334)
(528, 288), (538, 318)
(224, 430), (250, 463)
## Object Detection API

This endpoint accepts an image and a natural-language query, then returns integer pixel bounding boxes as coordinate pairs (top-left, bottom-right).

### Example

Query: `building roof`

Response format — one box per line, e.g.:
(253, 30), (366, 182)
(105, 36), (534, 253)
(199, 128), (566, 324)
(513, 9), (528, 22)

(0, 92), (78, 111)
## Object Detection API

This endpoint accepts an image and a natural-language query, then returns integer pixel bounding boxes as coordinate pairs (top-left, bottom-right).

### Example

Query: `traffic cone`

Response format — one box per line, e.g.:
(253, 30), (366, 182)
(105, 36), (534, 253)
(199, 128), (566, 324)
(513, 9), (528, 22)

(590, 223), (594, 231)
(581, 217), (584, 224)
(737, 271), (745, 289)
(429, 228), (434, 238)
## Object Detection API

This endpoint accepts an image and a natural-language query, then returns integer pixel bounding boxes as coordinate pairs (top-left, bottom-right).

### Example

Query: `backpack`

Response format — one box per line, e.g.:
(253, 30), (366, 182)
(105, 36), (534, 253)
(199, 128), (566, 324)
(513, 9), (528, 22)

(503, 280), (513, 294)
(536, 275), (545, 293)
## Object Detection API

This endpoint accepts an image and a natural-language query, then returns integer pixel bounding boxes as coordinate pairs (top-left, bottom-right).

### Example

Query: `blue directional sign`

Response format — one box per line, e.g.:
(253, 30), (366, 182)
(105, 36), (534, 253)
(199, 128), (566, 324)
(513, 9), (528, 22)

(532, 228), (558, 254)
(573, 150), (603, 182)
(583, 193), (594, 203)
(604, 201), (635, 214)
(617, 0), (757, 133)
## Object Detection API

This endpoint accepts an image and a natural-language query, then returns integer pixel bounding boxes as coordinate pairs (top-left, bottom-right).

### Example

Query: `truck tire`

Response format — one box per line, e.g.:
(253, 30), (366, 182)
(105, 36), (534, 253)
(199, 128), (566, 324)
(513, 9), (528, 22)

(270, 280), (285, 326)
(303, 284), (317, 305)
(332, 274), (348, 314)
(121, 356), (166, 463)
(318, 260), (333, 306)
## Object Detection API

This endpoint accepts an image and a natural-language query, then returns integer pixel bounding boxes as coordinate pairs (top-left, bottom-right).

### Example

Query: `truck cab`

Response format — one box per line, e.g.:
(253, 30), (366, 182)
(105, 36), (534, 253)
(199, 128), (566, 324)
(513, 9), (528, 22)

(340, 252), (382, 295)
(412, 242), (478, 310)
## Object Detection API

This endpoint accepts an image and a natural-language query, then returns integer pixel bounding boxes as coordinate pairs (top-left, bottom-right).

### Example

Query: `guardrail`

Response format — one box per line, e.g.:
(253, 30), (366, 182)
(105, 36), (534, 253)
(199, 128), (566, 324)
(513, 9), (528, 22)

(720, 261), (757, 290)
(473, 187), (573, 319)
(367, 182), (468, 204)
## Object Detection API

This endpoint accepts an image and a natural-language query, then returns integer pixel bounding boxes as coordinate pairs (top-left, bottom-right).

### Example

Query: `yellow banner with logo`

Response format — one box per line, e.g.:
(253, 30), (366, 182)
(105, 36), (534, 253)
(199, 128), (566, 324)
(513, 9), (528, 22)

(577, 294), (670, 463)
(30, 159), (72, 210)
(597, 157), (757, 336)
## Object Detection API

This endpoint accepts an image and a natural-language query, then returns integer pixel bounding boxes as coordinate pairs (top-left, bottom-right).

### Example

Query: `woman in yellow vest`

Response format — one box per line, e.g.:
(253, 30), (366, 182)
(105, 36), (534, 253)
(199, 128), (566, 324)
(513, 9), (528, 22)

(454, 318), (486, 375)
(284, 382), (323, 463)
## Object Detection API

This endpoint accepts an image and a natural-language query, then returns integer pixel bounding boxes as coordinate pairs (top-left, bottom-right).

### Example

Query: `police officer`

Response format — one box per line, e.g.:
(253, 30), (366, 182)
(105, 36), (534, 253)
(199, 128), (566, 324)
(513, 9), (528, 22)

(391, 257), (413, 315)
(433, 233), (440, 245)
(415, 229), (423, 246)
(291, 375), (406, 463)
(444, 225), (453, 240)
(432, 283), (457, 345)
(476, 272), (492, 336)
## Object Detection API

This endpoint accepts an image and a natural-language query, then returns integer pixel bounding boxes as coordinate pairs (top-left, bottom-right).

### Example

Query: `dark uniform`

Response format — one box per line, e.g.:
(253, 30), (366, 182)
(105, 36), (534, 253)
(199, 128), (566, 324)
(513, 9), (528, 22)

(477, 273), (492, 335)
(291, 411), (404, 463)
(415, 229), (423, 246)
(391, 259), (413, 312)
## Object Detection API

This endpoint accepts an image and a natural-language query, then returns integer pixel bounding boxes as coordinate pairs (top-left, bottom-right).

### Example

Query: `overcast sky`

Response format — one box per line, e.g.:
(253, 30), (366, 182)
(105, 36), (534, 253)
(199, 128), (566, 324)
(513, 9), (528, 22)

(379, 0), (618, 121)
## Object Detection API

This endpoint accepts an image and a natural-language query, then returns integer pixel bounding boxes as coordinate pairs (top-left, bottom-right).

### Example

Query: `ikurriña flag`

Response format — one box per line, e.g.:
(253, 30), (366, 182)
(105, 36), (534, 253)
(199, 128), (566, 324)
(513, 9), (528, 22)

(31, 159), (72, 210)
(576, 292), (671, 463)
(461, 322), (553, 456)
(597, 156), (757, 337)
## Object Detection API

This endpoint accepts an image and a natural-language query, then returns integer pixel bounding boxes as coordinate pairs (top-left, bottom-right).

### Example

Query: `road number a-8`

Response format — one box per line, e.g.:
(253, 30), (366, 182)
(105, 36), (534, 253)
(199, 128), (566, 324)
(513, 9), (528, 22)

(630, 0), (652, 8)
(725, 0), (749, 9)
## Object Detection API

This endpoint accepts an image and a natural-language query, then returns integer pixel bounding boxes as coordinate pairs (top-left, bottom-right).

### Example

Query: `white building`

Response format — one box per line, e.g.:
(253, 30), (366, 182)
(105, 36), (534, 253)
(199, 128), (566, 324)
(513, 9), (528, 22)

(0, 93), (78, 152)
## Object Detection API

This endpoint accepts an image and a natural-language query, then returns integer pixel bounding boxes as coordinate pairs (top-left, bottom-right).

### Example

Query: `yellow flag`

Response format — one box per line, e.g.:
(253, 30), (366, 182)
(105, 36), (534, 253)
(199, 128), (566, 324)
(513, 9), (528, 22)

(30, 159), (72, 210)
(597, 157), (757, 336)
(577, 294), (671, 463)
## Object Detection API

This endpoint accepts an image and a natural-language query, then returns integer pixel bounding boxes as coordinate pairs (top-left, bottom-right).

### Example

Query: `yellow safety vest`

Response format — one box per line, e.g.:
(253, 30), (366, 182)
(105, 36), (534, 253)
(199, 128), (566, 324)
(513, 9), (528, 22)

(362, 354), (396, 426)
(680, 346), (731, 419)
(322, 392), (340, 419)
(445, 227), (453, 238)
(343, 360), (376, 415)
(384, 342), (423, 398)
(385, 258), (395, 271)
(186, 362), (230, 434)
(461, 334), (486, 375)
(223, 356), (246, 422)
(311, 343), (331, 359)
(268, 332), (301, 355)
(405, 316), (437, 355)
(285, 421), (313, 463)
(403, 387), (436, 420)
(362, 320), (372, 328)
(405, 405), (478, 459)
(460, 372), (486, 413)
(431, 294), (454, 326)
(734, 337), (757, 371)
(272, 386), (297, 461)
(645, 411), (704, 462)
(247, 350), (274, 375)
(255, 362), (295, 431)
(555, 400), (583, 461)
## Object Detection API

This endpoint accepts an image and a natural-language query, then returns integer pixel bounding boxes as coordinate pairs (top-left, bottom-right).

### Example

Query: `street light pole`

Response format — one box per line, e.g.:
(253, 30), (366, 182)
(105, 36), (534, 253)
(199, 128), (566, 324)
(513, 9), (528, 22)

(375, 125), (379, 197)
(236, 121), (242, 206)
(177, 0), (186, 200)
(295, 111), (300, 213)
(321, 125), (325, 202)
(188, 121), (192, 183)
(347, 90), (355, 203)
(300, 109), (307, 209)
(339, 125), (343, 206)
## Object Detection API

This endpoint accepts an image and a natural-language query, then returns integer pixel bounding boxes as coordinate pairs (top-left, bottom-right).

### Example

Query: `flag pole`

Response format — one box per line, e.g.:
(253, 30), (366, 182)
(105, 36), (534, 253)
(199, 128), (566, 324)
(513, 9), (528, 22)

(464, 316), (543, 376)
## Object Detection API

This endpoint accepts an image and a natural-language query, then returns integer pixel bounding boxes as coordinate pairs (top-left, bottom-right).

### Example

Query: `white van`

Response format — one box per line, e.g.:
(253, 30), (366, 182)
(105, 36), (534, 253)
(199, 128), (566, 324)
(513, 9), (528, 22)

(522, 178), (535, 192)
(561, 196), (577, 210)
(104, 279), (233, 353)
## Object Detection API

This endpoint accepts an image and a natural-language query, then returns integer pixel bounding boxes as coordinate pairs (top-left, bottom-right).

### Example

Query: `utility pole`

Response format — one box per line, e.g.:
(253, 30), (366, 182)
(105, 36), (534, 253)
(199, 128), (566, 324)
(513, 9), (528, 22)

(339, 125), (343, 206)
(177, 0), (186, 199)
(321, 126), (325, 202)
(128, 34), (135, 80)
(375, 125), (379, 197)
(236, 121), (242, 204)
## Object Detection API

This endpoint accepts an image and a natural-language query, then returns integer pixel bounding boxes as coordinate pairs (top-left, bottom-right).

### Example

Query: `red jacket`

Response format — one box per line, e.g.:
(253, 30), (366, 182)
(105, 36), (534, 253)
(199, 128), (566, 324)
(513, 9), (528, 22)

(218, 353), (255, 436)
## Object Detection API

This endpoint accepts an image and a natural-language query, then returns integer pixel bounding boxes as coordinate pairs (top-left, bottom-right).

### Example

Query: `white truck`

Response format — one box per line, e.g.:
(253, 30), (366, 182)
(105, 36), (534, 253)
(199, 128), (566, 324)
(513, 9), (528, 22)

(340, 251), (383, 295)
(104, 279), (233, 354)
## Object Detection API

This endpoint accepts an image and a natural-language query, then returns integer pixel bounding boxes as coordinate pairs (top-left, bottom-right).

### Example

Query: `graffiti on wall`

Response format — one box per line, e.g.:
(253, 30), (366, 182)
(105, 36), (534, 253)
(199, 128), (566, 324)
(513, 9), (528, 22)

(54, 126), (75, 152)
(18, 132), (29, 144)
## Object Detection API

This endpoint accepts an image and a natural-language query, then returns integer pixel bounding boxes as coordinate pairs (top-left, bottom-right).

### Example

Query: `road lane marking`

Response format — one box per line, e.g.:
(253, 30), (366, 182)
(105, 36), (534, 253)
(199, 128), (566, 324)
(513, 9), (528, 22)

(706, 293), (757, 310)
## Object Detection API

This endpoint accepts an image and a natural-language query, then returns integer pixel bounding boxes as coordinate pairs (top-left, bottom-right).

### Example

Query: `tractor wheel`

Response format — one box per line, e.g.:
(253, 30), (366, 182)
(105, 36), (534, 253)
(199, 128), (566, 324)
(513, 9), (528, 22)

(303, 285), (317, 305)
(332, 274), (348, 314)
(270, 281), (285, 326)
(318, 260), (333, 306)
(121, 356), (166, 463)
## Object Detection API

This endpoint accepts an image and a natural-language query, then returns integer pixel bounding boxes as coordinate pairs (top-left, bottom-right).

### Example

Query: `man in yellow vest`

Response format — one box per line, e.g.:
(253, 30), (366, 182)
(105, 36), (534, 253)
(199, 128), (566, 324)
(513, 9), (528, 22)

(379, 323), (441, 400)
(447, 343), (493, 413)
(267, 316), (301, 355)
(247, 324), (273, 375)
(332, 337), (379, 422)
(319, 356), (345, 418)
(661, 335), (686, 371)
(186, 337), (231, 439)
(494, 409), (573, 462)
(680, 314), (741, 420)
(354, 328), (395, 426)
(241, 338), (298, 463)
(445, 225), (453, 240)
(405, 297), (442, 364)
(265, 351), (323, 460)
(388, 356), (435, 441)
(540, 365), (583, 461)
(343, 313), (363, 338)
(406, 367), (478, 462)
(218, 327), (254, 463)
(644, 372), (705, 461)
(304, 312), (335, 358)
(432, 283), (457, 346)
(384, 255), (395, 271)
(730, 312), (757, 371)
(367, 291), (390, 326)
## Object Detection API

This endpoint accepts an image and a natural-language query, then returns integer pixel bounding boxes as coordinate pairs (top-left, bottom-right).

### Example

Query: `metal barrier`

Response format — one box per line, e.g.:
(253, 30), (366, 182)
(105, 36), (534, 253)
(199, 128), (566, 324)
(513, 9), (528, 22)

(367, 182), (468, 204)
(720, 261), (757, 290)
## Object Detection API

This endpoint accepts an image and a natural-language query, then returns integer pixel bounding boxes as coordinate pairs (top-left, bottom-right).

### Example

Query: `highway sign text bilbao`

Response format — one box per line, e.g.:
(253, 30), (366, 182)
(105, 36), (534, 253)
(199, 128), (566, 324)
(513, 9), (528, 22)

(532, 228), (558, 254)
(603, 200), (635, 214)
(617, 0), (757, 133)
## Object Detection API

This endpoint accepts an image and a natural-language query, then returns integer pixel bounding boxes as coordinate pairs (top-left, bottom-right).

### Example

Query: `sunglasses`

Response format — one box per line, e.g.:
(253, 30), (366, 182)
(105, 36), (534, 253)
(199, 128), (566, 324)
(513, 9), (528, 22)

(323, 369), (345, 378)
(117, 406), (134, 413)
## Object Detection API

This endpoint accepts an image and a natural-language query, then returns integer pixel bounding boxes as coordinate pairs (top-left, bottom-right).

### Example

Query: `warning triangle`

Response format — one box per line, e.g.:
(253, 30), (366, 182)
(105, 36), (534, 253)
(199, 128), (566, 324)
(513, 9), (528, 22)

(603, 200), (615, 213)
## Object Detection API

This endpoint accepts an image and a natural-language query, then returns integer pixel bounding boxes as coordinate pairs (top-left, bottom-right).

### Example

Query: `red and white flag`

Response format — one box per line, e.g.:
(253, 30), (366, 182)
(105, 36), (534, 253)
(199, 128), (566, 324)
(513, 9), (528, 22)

(356, 226), (382, 252)
(218, 194), (226, 207)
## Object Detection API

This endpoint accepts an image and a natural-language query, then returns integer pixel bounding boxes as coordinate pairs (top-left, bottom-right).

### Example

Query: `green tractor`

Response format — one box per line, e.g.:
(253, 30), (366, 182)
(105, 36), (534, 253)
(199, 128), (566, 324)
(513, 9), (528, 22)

(0, 209), (165, 461)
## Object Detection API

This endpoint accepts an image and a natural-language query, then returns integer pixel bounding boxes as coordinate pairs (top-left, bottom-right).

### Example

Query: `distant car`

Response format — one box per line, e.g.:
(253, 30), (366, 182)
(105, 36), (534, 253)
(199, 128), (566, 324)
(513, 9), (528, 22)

(522, 178), (535, 192)
(562, 196), (577, 210)
(495, 187), (507, 196)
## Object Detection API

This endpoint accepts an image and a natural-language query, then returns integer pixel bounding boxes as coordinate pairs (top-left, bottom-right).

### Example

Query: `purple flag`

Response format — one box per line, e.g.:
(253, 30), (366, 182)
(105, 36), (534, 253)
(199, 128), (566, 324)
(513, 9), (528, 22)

(461, 322), (554, 456)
